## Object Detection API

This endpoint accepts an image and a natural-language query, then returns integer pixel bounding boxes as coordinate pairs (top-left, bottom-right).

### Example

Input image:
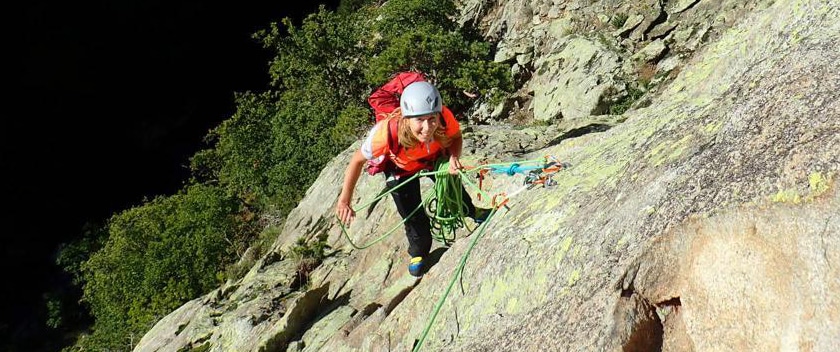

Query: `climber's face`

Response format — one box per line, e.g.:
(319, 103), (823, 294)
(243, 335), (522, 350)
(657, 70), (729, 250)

(409, 113), (440, 143)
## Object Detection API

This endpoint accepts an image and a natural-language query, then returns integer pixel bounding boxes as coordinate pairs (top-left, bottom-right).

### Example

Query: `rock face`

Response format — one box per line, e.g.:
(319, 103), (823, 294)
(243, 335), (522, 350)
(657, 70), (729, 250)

(531, 37), (622, 121)
(135, 0), (840, 351)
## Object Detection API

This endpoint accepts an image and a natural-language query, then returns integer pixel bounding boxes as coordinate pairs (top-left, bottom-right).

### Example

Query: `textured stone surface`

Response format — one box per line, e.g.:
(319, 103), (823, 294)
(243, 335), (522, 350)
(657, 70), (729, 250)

(137, 0), (840, 351)
(531, 37), (621, 121)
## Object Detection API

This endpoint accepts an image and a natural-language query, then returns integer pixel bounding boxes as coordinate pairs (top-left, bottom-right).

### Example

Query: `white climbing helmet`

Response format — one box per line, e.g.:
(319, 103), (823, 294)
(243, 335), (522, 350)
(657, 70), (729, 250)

(400, 81), (443, 117)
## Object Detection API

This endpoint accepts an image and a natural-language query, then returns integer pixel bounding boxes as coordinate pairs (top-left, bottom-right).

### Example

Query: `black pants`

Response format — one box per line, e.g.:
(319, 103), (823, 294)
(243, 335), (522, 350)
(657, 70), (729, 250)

(386, 172), (476, 258)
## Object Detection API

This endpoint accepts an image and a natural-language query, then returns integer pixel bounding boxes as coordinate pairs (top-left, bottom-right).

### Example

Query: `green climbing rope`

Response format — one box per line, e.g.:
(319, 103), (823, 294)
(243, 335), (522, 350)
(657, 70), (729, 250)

(427, 159), (472, 245)
(338, 172), (429, 249)
(412, 187), (498, 352)
(337, 156), (509, 250)
(333, 156), (557, 351)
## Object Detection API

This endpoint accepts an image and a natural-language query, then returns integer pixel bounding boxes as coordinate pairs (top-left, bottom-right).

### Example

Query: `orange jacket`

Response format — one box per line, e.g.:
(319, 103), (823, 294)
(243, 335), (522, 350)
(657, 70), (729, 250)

(363, 107), (460, 174)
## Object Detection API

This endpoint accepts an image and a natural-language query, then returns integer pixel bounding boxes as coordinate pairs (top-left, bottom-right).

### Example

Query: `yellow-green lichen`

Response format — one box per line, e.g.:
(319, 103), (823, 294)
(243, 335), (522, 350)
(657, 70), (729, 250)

(567, 269), (581, 287)
(790, 30), (803, 44)
(505, 297), (519, 315)
(572, 245), (583, 259)
(556, 236), (574, 263)
(771, 189), (801, 204)
(647, 134), (693, 166)
(808, 172), (830, 197)
(667, 135), (692, 160)
(614, 235), (631, 251)
(704, 120), (723, 134)
(649, 142), (669, 158)
(472, 265), (550, 320)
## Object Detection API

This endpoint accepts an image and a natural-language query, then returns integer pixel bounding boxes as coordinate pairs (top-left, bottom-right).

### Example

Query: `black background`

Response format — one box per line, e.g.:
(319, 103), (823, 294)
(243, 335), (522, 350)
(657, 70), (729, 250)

(4, 0), (338, 349)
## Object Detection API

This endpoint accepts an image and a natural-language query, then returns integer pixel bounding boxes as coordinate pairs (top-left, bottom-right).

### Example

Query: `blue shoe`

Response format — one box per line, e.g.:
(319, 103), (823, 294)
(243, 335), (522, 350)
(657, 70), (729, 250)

(473, 207), (492, 224)
(408, 257), (424, 277)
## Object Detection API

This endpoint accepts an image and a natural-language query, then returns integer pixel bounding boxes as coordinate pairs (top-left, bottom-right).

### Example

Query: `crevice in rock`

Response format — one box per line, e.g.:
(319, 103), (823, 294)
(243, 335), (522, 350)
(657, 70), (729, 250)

(382, 256), (395, 283)
(384, 279), (420, 314)
(611, 290), (664, 352)
(175, 322), (188, 336)
(538, 123), (617, 151)
(336, 302), (382, 337)
(180, 333), (211, 352)
(650, 25), (677, 41)
(261, 250), (284, 269)
(366, 185), (394, 218)
(672, 0), (702, 14)
(360, 302), (383, 317)
(658, 296), (681, 307)
(260, 285), (330, 352)
(286, 289), (353, 347)
(623, 296), (663, 352)
(178, 340), (209, 352)
(643, 4), (670, 39)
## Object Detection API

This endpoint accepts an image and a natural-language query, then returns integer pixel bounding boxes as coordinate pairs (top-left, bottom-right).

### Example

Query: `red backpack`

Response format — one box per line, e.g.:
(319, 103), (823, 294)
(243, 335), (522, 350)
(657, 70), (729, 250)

(364, 71), (427, 175)
(368, 71), (427, 123)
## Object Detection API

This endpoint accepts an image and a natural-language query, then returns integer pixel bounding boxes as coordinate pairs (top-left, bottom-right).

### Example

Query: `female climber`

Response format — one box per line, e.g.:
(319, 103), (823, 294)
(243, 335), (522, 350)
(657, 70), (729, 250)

(335, 80), (487, 277)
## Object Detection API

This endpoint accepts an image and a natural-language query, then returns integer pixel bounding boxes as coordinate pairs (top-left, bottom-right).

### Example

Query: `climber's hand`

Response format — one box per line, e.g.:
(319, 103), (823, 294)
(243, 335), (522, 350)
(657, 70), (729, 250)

(336, 201), (355, 226)
(448, 155), (463, 175)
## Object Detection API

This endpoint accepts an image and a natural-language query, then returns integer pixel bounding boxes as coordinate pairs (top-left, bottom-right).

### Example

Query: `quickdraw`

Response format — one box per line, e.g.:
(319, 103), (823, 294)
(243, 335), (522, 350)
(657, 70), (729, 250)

(524, 157), (571, 189)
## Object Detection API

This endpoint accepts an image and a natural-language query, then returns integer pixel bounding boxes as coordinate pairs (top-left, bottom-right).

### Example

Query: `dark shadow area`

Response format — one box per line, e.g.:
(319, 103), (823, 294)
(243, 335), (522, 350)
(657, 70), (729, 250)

(384, 281), (420, 314)
(293, 288), (352, 344)
(545, 123), (615, 147)
(515, 122), (620, 157)
(423, 246), (450, 273)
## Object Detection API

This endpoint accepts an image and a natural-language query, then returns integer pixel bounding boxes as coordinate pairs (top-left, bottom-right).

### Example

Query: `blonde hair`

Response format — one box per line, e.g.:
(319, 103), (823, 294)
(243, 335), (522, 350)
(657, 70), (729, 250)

(384, 108), (451, 150)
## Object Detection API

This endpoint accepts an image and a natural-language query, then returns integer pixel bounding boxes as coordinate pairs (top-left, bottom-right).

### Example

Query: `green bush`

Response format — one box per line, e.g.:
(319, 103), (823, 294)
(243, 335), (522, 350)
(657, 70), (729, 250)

(611, 13), (629, 29)
(70, 184), (252, 350)
(194, 91), (280, 203)
(199, 0), (512, 212)
(609, 85), (645, 115)
(289, 236), (330, 289)
(366, 0), (512, 112)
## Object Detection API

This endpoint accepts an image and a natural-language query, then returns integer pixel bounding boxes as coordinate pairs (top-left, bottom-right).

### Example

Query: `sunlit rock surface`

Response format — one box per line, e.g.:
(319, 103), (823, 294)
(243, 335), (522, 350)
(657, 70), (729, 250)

(135, 0), (840, 351)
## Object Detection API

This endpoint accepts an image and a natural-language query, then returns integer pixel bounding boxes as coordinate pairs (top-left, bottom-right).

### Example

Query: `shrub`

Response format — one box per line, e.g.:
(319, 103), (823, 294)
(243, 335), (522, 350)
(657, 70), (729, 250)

(289, 236), (330, 289)
(611, 13), (629, 29)
(71, 184), (253, 350)
(366, 0), (512, 112)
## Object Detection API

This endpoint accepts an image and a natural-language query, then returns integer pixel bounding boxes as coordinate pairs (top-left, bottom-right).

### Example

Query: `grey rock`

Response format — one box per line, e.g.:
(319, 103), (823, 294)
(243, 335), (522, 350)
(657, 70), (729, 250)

(137, 1), (840, 352)
(656, 55), (682, 75)
(648, 21), (678, 39)
(631, 39), (667, 63)
(613, 13), (645, 37)
(516, 52), (534, 66)
(531, 37), (622, 121)
(629, 1), (665, 41)
(545, 16), (576, 39)
(668, 0), (702, 14)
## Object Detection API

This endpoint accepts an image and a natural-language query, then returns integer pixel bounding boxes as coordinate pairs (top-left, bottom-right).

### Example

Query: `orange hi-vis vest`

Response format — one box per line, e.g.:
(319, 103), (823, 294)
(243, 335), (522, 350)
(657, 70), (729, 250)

(365, 107), (460, 175)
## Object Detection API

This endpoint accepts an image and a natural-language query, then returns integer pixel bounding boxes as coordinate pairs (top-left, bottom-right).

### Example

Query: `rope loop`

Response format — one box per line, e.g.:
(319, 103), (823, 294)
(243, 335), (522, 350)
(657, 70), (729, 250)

(506, 163), (520, 176)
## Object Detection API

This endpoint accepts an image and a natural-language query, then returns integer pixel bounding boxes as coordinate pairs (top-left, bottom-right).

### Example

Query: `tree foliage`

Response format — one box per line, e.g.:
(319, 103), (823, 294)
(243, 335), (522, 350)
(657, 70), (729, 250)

(67, 185), (252, 350)
(367, 0), (512, 111)
(61, 0), (512, 349)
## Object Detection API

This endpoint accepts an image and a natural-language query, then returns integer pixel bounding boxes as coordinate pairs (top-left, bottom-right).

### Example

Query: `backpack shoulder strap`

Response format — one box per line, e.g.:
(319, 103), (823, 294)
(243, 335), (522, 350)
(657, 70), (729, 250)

(386, 118), (401, 155)
(441, 106), (454, 129)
